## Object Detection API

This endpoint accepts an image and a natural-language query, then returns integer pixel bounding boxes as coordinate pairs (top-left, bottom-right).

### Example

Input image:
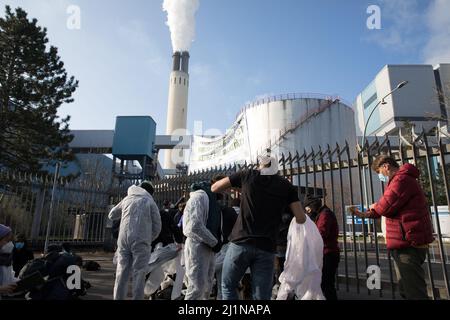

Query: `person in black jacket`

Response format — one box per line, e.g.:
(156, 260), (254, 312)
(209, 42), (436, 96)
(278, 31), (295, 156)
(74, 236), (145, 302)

(173, 202), (186, 244)
(12, 234), (34, 277)
(152, 201), (180, 250)
(213, 189), (238, 300)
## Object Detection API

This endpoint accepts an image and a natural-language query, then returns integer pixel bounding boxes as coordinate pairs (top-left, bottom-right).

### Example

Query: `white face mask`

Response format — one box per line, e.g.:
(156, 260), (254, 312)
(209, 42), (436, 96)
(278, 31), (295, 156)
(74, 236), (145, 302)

(0, 241), (14, 253)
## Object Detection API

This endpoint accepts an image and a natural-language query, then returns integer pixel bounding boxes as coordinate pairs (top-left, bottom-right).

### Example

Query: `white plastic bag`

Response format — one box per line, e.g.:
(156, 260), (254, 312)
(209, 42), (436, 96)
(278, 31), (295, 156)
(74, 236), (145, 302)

(147, 243), (178, 273)
(277, 215), (325, 300)
(144, 243), (180, 298)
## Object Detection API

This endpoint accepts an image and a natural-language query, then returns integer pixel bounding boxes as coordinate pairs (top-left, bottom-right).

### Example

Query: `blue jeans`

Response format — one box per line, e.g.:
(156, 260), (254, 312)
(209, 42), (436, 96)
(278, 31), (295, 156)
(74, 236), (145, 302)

(221, 242), (275, 300)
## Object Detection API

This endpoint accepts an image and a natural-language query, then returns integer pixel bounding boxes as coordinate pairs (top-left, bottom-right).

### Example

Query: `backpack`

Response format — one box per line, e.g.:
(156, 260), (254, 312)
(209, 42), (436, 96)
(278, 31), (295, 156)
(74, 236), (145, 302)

(22, 252), (88, 300)
(192, 181), (223, 252)
(19, 258), (48, 279)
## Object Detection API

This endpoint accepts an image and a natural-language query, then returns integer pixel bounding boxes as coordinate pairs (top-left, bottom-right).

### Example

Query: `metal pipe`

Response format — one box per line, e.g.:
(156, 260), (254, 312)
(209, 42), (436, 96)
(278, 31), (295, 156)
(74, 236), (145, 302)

(172, 52), (181, 71)
(181, 51), (190, 74)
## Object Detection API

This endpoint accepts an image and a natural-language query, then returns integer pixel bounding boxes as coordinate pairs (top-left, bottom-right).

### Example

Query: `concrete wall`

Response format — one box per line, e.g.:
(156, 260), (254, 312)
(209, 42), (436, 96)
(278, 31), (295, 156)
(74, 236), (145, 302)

(436, 64), (450, 122)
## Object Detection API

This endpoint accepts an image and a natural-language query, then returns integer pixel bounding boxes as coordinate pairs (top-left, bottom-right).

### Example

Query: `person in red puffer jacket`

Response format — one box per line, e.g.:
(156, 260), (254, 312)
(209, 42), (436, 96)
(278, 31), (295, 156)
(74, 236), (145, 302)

(304, 196), (340, 300)
(354, 155), (434, 300)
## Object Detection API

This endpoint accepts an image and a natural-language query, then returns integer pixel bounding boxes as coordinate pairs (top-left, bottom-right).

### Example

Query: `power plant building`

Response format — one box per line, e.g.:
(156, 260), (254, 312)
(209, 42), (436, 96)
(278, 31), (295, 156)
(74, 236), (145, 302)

(353, 64), (450, 138)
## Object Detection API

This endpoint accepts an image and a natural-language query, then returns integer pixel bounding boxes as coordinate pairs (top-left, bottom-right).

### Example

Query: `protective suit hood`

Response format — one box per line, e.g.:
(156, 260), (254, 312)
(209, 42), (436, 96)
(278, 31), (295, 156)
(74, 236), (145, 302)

(128, 185), (151, 198)
(189, 189), (207, 199)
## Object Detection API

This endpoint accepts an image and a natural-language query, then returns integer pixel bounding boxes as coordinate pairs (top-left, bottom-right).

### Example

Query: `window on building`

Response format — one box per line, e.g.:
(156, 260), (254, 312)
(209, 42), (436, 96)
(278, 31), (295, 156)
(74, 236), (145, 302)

(364, 93), (378, 109)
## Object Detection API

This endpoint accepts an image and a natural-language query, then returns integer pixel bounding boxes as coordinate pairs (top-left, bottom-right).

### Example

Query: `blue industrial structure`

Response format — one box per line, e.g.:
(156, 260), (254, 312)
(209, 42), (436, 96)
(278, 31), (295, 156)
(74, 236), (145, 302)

(112, 116), (157, 160)
(111, 116), (158, 181)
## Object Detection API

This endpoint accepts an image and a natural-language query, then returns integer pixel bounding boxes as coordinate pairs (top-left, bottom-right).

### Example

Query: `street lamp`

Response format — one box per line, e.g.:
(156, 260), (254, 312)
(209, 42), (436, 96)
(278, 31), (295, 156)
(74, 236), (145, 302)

(357, 81), (408, 242)
(359, 81), (409, 152)
(43, 148), (71, 253)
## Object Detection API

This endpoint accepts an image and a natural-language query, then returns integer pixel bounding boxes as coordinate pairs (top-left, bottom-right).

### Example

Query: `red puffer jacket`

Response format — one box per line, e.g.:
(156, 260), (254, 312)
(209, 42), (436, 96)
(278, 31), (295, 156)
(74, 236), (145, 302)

(369, 163), (434, 250)
(315, 206), (340, 255)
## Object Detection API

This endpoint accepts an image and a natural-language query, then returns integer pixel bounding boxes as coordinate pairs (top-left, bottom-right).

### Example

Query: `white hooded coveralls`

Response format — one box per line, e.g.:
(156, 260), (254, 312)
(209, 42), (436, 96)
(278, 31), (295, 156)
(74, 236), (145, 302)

(109, 185), (162, 300)
(183, 190), (218, 300)
(277, 215), (325, 300)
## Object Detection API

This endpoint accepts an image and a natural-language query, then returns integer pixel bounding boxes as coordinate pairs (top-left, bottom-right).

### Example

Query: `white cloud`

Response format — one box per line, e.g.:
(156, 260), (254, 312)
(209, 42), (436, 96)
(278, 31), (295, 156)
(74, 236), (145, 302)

(365, 0), (424, 52)
(423, 0), (450, 64)
(366, 0), (450, 64)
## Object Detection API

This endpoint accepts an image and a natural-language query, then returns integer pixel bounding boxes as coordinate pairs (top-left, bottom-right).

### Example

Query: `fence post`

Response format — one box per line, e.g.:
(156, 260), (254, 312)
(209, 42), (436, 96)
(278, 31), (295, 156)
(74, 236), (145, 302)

(366, 139), (382, 297)
(44, 162), (61, 253)
(345, 141), (360, 294)
(423, 132), (450, 298)
(337, 143), (349, 292)
(31, 187), (46, 242)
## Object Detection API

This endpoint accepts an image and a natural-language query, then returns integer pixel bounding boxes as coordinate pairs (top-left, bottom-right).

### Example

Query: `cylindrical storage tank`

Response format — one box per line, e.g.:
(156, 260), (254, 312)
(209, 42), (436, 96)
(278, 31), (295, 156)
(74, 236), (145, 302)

(188, 94), (357, 172)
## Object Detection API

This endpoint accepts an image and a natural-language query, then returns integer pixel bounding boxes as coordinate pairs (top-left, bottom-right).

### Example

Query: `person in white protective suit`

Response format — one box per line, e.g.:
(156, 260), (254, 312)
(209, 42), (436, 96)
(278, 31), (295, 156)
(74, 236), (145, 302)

(182, 187), (218, 300)
(276, 215), (325, 300)
(108, 181), (162, 300)
(0, 225), (18, 300)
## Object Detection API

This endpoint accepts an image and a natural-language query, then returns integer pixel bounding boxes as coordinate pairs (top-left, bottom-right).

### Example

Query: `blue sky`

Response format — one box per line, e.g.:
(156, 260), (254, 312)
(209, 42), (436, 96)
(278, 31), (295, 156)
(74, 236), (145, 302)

(1, 0), (449, 136)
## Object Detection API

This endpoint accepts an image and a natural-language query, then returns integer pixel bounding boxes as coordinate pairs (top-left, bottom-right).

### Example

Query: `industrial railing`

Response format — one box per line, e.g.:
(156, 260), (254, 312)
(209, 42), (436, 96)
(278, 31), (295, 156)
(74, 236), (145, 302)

(0, 171), (129, 249)
(153, 126), (450, 300)
(2, 126), (449, 299)
(235, 92), (353, 121)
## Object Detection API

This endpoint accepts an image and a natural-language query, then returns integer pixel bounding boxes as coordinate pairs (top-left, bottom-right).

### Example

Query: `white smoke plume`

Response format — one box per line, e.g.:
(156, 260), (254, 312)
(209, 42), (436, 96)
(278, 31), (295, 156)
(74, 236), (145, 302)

(163, 0), (200, 52)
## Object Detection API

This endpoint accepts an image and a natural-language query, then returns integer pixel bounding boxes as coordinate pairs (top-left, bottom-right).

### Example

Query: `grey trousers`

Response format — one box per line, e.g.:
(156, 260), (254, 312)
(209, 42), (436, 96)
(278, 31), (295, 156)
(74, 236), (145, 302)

(391, 247), (430, 300)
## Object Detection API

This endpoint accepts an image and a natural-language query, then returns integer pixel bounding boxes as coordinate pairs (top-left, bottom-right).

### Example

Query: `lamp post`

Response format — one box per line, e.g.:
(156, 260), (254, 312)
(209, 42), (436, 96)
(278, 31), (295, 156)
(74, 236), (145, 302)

(43, 147), (71, 254)
(360, 81), (409, 151)
(358, 81), (408, 242)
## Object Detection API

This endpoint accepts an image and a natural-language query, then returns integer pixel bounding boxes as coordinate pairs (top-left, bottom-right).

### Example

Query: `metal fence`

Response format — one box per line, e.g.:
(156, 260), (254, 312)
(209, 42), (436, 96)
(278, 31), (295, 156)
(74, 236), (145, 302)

(0, 170), (129, 249)
(1, 127), (449, 299)
(153, 128), (450, 300)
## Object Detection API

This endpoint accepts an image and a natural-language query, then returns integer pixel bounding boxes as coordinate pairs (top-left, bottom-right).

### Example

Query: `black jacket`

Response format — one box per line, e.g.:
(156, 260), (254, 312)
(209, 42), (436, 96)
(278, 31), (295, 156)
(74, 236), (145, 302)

(152, 208), (179, 248)
(12, 245), (34, 277)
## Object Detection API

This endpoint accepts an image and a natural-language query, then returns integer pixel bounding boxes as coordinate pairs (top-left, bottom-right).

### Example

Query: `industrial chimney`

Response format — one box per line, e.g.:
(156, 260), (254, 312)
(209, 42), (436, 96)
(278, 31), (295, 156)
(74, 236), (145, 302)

(164, 51), (190, 170)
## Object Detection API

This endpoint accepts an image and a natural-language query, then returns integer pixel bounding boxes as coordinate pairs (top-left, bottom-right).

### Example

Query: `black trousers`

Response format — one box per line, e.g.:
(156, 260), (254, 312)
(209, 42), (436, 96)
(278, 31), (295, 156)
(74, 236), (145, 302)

(322, 252), (340, 300)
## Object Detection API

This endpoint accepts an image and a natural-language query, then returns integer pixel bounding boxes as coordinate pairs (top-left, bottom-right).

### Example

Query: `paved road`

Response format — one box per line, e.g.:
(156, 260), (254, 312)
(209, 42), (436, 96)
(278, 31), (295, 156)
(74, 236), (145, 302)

(79, 251), (392, 301)
(81, 252), (115, 300)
